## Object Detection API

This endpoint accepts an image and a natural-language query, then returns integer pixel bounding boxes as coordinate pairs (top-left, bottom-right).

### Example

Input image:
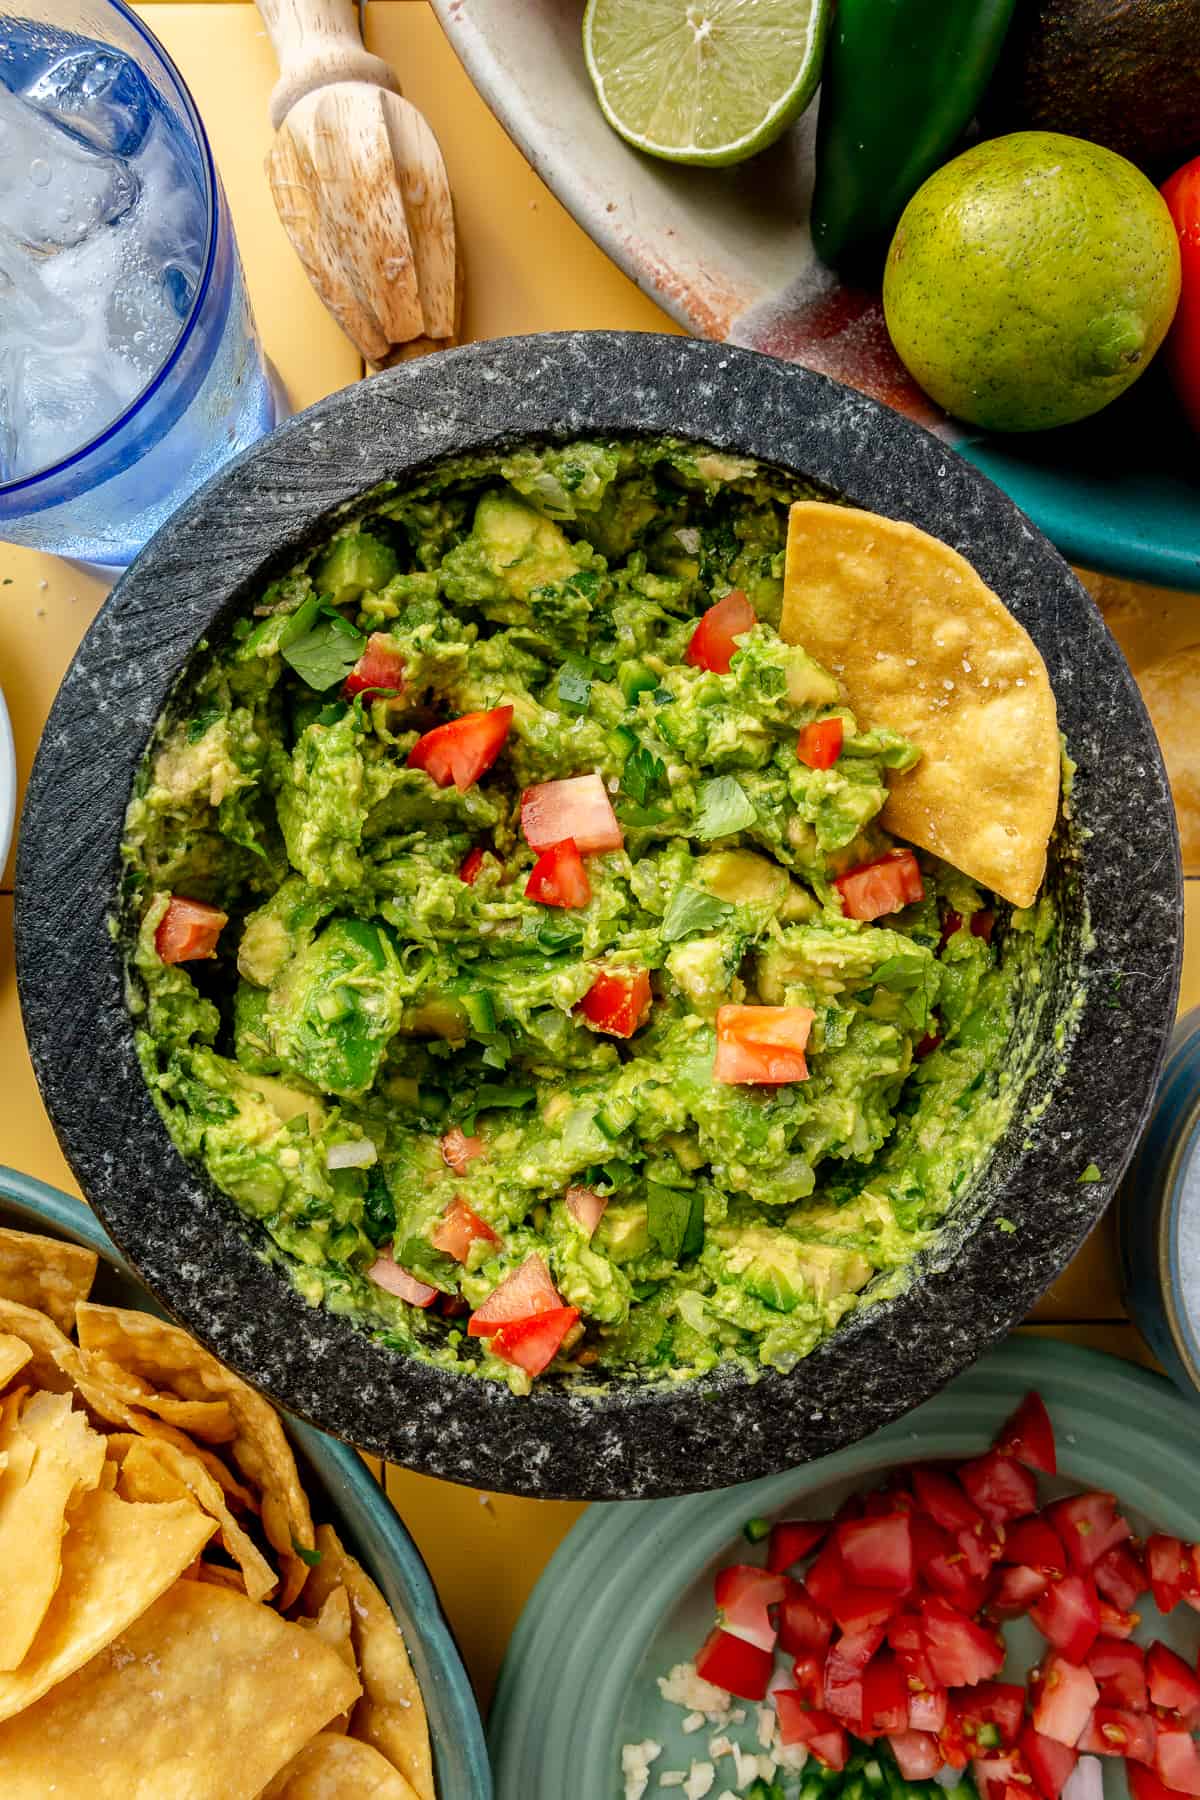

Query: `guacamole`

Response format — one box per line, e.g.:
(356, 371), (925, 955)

(122, 438), (1057, 1394)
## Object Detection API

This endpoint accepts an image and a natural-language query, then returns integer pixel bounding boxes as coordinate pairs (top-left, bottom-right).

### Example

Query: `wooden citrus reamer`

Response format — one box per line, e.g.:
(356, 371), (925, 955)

(255, 0), (458, 366)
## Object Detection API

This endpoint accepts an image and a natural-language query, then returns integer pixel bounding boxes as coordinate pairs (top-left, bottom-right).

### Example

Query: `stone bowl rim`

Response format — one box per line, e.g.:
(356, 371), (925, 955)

(14, 331), (1183, 1500)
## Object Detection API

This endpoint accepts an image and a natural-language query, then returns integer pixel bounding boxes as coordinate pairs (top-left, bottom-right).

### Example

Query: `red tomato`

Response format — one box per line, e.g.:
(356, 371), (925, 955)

(836, 1512), (915, 1593)
(889, 1612), (940, 1694)
(564, 1185), (608, 1237)
(831, 1586), (906, 1635)
(490, 1305), (579, 1377)
(1045, 1495), (1131, 1575)
(1020, 1724), (1079, 1800)
(343, 632), (405, 698)
(1129, 1767), (1196, 1800)
(767, 1520), (828, 1575)
(1004, 1517), (1068, 1579)
(408, 704), (513, 791)
(862, 1653), (910, 1734)
(1098, 1602), (1140, 1640)
(798, 717), (844, 770)
(959, 1451), (1039, 1524)
(1147, 1536), (1192, 1614)
(695, 1624), (774, 1700)
(714, 1564), (786, 1652)
(365, 1252), (437, 1307)
(995, 1392), (1057, 1474)
(791, 1651), (825, 1706)
(832, 1624), (887, 1672)
(459, 846), (486, 885)
(913, 1516), (991, 1613)
(1031, 1652), (1099, 1746)
(577, 967), (651, 1037)
(440, 1127), (485, 1174)
(1086, 1637), (1147, 1711)
(713, 1003), (815, 1085)
(524, 838), (591, 909)
(920, 1596), (1005, 1688)
(835, 848), (925, 921)
(822, 1653), (865, 1733)
(1080, 1708), (1156, 1765)
(806, 1540), (848, 1614)
(154, 896), (227, 965)
(1158, 1731), (1200, 1796)
(779, 1580), (834, 1658)
(1095, 1543), (1147, 1611)
(685, 589), (756, 674)
(467, 1255), (561, 1336)
(1147, 1642), (1200, 1723)
(520, 773), (622, 854)
(913, 1467), (985, 1535)
(990, 1566), (1050, 1620)
(1031, 1575), (1101, 1664)
(972, 1750), (1034, 1800)
(888, 1729), (942, 1780)
(972, 909), (996, 944)
(430, 1196), (500, 1264)
(956, 1682), (1028, 1752)
(774, 1696), (849, 1767)
(1162, 158), (1200, 435)
(910, 1688), (949, 1734)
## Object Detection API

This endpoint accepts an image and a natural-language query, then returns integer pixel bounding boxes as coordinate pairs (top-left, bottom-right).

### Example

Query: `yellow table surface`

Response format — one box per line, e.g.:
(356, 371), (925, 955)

(2, 0), (1198, 1713)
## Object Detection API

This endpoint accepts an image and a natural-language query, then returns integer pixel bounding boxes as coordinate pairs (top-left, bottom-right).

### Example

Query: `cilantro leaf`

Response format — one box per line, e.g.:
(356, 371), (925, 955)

(621, 744), (666, 806)
(556, 657), (594, 715)
(647, 1182), (705, 1262)
(871, 953), (933, 992)
(461, 1084), (536, 1131)
(291, 1537), (323, 1568)
(186, 705), (223, 744)
(693, 775), (757, 841)
(660, 885), (734, 944)
(282, 608), (366, 691)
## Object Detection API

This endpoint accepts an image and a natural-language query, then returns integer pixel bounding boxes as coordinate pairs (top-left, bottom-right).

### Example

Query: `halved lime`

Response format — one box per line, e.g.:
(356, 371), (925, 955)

(583, 0), (829, 168)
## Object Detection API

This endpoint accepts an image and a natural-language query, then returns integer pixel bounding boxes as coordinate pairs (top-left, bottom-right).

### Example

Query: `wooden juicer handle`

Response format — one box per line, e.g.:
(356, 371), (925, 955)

(257, 0), (397, 130)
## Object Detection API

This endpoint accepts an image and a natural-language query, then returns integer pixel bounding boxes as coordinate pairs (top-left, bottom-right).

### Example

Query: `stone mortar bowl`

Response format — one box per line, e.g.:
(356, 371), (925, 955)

(15, 334), (1183, 1500)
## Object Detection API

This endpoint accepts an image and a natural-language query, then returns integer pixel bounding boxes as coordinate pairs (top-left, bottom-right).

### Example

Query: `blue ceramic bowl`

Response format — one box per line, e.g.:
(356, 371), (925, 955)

(0, 1166), (491, 1800)
(1119, 1009), (1200, 1400)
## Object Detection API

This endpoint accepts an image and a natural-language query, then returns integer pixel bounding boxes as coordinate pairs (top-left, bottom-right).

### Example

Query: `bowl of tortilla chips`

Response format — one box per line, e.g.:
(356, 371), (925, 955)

(15, 333), (1183, 1499)
(0, 1166), (490, 1798)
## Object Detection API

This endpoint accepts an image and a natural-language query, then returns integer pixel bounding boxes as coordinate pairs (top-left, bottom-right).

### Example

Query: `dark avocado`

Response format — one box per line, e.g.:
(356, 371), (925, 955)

(985, 0), (1200, 174)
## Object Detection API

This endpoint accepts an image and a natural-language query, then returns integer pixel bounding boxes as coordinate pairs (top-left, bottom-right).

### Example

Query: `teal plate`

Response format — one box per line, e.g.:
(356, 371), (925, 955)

(0, 1167), (491, 1800)
(490, 1336), (1200, 1799)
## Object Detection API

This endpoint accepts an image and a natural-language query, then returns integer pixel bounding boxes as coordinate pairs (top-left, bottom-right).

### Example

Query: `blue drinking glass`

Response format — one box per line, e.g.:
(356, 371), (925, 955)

(0, 0), (283, 565)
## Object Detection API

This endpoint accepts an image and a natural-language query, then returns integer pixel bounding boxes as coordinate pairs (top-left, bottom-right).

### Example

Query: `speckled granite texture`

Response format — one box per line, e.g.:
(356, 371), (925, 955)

(14, 334), (1183, 1498)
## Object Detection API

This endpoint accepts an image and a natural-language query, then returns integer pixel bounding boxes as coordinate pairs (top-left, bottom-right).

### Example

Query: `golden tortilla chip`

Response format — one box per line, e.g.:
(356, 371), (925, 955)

(1135, 646), (1200, 876)
(82, 1349), (237, 1441)
(782, 502), (1059, 909)
(301, 1585), (358, 1733)
(305, 1525), (433, 1800)
(114, 1436), (277, 1604)
(0, 1336), (30, 1390)
(0, 1487), (212, 1723)
(0, 1391), (107, 1670)
(0, 1579), (361, 1798)
(262, 1729), (421, 1798)
(75, 1303), (315, 1605)
(0, 1227), (97, 1333)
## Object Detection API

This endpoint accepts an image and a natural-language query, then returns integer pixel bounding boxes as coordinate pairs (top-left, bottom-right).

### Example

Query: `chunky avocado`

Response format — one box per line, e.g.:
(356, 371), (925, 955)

(985, 0), (1200, 172)
(314, 531), (399, 606)
(122, 437), (1052, 1395)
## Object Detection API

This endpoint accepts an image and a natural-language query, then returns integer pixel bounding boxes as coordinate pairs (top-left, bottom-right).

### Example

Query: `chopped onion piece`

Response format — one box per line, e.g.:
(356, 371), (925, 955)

(367, 1253), (436, 1307)
(326, 1139), (378, 1170)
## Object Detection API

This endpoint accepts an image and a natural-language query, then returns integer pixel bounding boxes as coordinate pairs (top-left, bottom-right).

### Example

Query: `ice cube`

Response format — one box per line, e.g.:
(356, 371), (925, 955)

(1, 342), (140, 482)
(130, 112), (206, 274)
(0, 85), (138, 255)
(26, 47), (154, 158)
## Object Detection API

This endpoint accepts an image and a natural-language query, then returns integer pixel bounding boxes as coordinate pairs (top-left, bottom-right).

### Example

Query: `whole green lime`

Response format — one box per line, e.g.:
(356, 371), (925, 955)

(883, 131), (1181, 432)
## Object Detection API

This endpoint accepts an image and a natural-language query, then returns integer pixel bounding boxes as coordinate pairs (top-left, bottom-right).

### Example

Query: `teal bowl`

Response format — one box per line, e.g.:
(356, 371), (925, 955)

(0, 1166), (491, 1800)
